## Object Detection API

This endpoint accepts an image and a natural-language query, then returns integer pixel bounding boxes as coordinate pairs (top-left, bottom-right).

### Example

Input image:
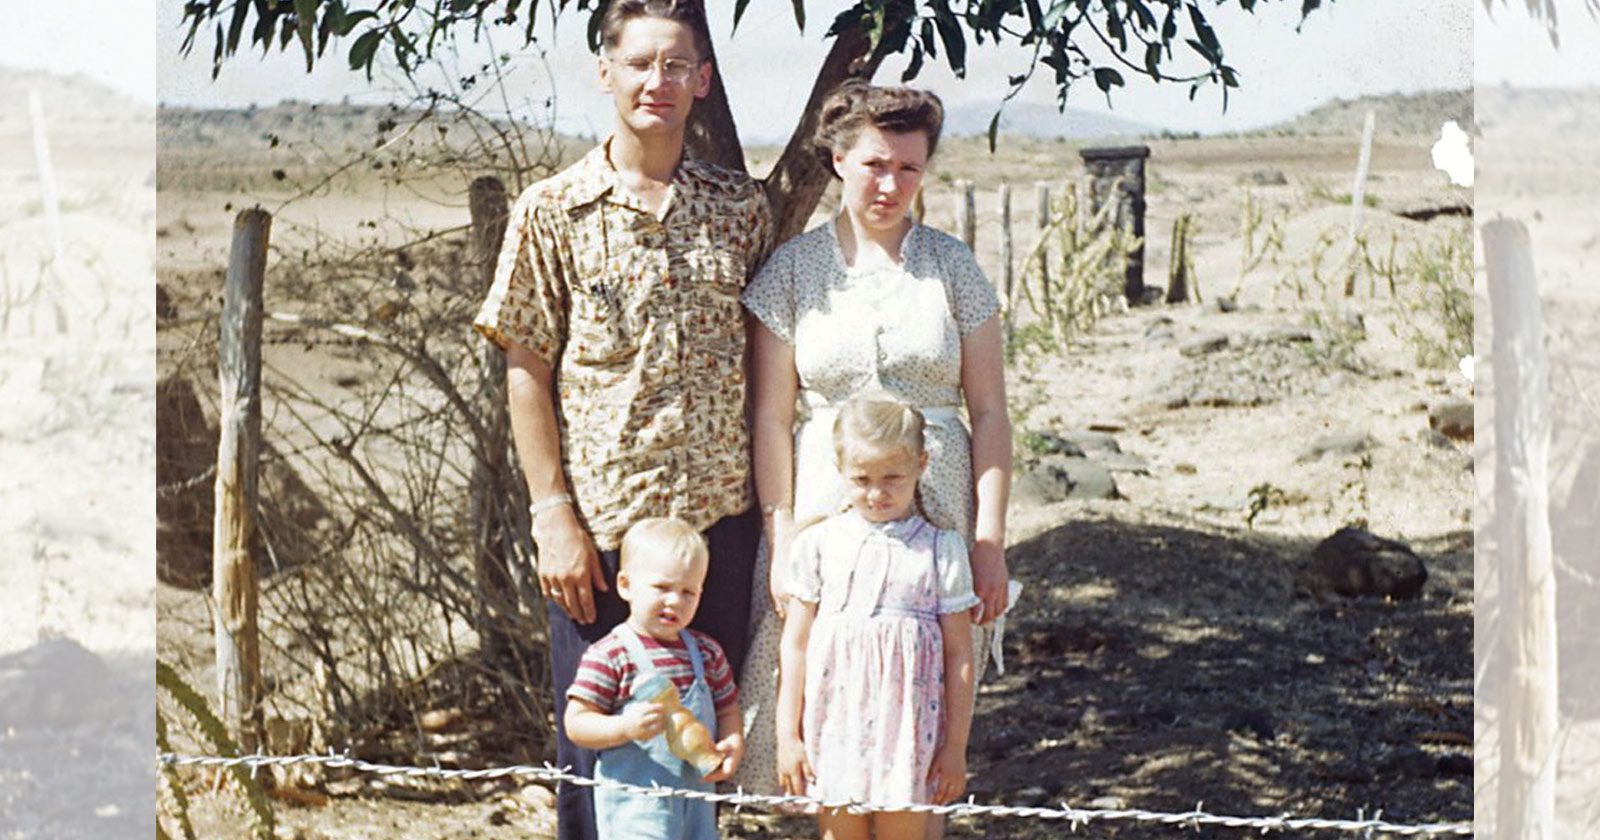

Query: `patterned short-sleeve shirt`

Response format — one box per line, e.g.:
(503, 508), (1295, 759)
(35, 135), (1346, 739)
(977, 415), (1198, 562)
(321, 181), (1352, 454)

(474, 140), (774, 549)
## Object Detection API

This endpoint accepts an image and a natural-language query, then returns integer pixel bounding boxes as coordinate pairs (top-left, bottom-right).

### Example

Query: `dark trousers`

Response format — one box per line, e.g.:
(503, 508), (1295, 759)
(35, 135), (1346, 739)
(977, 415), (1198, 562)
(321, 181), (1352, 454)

(547, 507), (760, 840)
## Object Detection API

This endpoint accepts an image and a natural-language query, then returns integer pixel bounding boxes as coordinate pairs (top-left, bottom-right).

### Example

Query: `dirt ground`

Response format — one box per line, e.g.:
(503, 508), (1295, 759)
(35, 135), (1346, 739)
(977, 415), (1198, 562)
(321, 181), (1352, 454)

(148, 90), (1492, 840)
(0, 72), (156, 839)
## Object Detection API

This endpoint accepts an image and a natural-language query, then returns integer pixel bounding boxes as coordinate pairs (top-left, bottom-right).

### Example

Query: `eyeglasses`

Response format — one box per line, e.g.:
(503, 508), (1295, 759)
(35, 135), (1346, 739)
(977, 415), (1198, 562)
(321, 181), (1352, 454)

(609, 55), (700, 85)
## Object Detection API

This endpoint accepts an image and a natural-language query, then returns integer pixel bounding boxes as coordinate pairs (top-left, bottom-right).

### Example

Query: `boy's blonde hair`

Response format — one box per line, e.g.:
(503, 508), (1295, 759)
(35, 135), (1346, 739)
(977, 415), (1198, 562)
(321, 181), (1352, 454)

(831, 393), (927, 465)
(620, 517), (709, 573)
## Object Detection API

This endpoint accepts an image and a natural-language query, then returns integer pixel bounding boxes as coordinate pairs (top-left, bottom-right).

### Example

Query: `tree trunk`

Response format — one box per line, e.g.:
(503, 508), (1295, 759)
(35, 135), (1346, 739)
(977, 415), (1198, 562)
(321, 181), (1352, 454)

(758, 26), (886, 244)
(683, 4), (747, 173)
(1484, 218), (1558, 840)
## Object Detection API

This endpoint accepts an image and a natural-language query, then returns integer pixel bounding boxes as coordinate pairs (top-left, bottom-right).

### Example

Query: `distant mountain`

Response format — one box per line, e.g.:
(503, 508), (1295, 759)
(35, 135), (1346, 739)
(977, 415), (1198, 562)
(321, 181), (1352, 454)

(0, 66), (148, 127)
(1258, 88), (1473, 137)
(943, 100), (1160, 140)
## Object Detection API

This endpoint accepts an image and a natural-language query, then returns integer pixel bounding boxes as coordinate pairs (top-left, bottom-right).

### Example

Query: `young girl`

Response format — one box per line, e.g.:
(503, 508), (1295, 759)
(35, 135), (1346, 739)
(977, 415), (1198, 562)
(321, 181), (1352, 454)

(775, 394), (977, 840)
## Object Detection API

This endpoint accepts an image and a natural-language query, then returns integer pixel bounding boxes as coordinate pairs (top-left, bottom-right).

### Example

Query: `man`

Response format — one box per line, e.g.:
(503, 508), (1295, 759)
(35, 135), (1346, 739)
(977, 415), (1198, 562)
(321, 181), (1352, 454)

(473, 2), (771, 838)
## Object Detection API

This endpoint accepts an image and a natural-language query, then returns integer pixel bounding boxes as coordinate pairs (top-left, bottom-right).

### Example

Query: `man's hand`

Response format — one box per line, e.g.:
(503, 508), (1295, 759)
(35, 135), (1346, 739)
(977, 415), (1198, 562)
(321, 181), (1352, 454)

(533, 505), (607, 624)
(616, 701), (667, 742)
(968, 539), (1009, 627)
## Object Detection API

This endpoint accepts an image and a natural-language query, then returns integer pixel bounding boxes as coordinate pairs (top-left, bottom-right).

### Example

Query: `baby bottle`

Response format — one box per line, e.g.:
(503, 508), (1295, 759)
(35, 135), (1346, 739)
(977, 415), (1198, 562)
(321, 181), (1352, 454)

(632, 672), (722, 776)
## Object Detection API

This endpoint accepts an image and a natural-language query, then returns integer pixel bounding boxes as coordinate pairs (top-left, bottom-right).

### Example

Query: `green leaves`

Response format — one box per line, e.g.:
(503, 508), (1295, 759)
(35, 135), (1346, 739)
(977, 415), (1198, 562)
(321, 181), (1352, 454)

(178, 0), (1336, 125)
(349, 27), (385, 75)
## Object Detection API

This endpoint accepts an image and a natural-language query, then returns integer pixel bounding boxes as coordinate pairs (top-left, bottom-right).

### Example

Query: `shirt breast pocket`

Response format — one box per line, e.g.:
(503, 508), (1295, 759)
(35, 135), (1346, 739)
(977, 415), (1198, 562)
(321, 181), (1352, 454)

(568, 257), (640, 368)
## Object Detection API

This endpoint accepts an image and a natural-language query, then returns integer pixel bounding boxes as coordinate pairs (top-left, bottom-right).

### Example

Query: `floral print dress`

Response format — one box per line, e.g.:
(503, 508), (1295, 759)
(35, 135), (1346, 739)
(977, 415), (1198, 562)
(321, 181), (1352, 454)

(789, 511), (978, 804)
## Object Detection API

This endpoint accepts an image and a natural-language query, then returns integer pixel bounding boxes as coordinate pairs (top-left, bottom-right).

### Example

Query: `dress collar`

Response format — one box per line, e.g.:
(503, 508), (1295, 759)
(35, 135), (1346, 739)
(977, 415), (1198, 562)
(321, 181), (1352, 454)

(827, 214), (921, 273)
(841, 508), (927, 542)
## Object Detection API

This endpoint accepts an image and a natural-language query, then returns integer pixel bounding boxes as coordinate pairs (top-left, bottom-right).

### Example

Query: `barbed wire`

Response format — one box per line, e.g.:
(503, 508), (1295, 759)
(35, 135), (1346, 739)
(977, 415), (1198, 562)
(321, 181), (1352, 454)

(159, 751), (1473, 837)
(156, 464), (217, 498)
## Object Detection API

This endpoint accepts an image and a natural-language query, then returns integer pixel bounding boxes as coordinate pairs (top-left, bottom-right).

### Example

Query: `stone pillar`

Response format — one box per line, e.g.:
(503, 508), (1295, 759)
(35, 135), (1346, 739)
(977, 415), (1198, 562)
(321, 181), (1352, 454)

(1079, 145), (1151, 305)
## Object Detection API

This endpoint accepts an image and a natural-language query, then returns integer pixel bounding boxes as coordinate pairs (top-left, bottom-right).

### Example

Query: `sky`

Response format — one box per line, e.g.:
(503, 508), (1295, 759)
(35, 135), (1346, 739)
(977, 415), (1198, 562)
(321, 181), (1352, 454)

(0, 0), (156, 105)
(0, 2), (1594, 136)
(151, 0), (1480, 141)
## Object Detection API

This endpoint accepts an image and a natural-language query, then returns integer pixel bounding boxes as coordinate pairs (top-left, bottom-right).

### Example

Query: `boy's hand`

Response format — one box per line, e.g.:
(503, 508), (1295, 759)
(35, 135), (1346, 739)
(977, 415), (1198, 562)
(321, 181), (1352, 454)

(701, 732), (744, 783)
(617, 702), (667, 742)
(927, 744), (967, 805)
(776, 735), (813, 798)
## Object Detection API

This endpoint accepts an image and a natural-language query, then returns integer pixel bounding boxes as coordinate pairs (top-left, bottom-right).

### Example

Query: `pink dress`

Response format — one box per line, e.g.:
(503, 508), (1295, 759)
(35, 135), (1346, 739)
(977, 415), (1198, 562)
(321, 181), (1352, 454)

(790, 511), (979, 805)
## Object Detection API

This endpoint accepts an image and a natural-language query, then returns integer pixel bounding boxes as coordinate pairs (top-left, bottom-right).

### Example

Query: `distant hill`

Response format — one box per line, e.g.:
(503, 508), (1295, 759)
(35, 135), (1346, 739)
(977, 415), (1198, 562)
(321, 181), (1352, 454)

(1476, 85), (1600, 138)
(0, 67), (148, 128)
(944, 100), (1159, 140)
(1258, 88), (1473, 137)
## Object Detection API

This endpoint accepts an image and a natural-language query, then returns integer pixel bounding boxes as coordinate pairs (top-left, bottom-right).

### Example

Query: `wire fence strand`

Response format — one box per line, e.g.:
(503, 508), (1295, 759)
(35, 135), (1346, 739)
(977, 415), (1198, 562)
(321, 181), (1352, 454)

(159, 751), (1473, 837)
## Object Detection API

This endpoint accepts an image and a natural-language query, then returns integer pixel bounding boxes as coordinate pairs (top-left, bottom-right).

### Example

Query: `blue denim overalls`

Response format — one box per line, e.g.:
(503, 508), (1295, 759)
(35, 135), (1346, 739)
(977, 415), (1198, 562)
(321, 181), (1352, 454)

(593, 627), (720, 840)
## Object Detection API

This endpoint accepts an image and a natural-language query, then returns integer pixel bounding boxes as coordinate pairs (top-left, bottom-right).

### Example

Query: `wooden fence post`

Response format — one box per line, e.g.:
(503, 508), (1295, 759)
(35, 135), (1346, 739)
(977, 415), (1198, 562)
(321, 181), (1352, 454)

(1484, 218), (1557, 840)
(1167, 214), (1191, 304)
(1345, 109), (1376, 297)
(215, 207), (269, 751)
(468, 176), (520, 662)
(957, 181), (976, 251)
(999, 183), (1013, 349)
(1035, 182), (1052, 330)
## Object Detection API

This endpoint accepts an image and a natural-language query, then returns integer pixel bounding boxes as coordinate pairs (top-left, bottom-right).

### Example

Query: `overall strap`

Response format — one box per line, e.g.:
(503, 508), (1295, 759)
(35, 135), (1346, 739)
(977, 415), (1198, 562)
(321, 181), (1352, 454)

(617, 625), (659, 678)
(679, 630), (707, 684)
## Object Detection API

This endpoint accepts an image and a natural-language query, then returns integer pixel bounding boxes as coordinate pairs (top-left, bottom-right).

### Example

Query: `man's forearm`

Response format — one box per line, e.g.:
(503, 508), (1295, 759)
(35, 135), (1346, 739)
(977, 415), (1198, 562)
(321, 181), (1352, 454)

(506, 342), (569, 500)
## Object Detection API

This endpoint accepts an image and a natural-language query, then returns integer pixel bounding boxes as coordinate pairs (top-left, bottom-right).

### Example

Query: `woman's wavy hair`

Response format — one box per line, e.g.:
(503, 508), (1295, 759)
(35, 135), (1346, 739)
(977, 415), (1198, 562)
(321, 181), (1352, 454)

(813, 81), (945, 179)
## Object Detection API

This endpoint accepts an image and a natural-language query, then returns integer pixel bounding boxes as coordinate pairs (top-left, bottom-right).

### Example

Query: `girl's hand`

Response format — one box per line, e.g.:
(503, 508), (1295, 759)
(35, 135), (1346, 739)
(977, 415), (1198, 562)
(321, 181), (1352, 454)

(702, 733), (744, 783)
(969, 539), (1009, 626)
(927, 743), (968, 804)
(776, 735), (813, 798)
(617, 702), (667, 742)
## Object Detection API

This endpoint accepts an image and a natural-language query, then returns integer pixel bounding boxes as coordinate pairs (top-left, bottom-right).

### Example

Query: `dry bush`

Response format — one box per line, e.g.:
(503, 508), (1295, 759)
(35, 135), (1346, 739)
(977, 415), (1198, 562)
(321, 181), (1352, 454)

(158, 68), (569, 764)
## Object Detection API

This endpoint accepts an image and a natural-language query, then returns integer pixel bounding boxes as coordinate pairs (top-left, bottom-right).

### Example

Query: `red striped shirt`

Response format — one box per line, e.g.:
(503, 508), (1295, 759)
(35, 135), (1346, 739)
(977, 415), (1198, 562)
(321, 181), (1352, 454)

(567, 628), (737, 715)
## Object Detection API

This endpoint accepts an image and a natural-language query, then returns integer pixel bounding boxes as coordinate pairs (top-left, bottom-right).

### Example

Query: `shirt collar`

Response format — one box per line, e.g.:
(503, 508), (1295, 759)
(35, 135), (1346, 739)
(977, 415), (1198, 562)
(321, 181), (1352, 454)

(559, 136), (701, 214)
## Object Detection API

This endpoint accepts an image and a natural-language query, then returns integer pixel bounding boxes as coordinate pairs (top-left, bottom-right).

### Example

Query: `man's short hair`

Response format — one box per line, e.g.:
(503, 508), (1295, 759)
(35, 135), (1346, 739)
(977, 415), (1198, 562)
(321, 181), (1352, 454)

(598, 0), (712, 61)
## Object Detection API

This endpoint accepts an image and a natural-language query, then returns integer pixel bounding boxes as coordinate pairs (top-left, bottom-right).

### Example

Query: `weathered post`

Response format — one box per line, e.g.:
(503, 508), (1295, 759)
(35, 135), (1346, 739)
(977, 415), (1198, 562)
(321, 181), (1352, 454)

(1167, 214), (1191, 304)
(1345, 109), (1377, 297)
(999, 183), (1014, 349)
(1484, 218), (1557, 840)
(215, 207), (269, 751)
(957, 181), (976, 251)
(1035, 181), (1052, 329)
(469, 176), (519, 662)
(1079, 145), (1150, 306)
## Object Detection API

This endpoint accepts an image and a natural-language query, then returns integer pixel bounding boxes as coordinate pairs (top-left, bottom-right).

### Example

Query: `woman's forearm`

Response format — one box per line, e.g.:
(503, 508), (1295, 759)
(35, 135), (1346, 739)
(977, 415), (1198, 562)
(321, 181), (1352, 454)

(962, 318), (1013, 548)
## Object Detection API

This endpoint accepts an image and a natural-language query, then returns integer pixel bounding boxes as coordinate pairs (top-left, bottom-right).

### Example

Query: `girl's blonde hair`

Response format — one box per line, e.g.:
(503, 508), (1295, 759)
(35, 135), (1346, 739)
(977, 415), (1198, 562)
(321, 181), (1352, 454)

(832, 393), (927, 465)
(620, 517), (709, 573)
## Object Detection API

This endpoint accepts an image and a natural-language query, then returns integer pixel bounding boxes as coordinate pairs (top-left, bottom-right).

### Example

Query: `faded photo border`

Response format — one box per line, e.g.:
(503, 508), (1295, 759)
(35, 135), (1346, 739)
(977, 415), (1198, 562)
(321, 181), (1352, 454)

(1474, 0), (1600, 838)
(0, 1), (157, 838)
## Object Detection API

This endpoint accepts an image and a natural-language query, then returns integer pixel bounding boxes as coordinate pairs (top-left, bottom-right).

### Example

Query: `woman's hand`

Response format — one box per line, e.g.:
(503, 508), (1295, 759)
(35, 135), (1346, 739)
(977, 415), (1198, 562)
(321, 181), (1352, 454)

(968, 538), (1009, 626)
(767, 525), (793, 619)
(927, 742), (968, 804)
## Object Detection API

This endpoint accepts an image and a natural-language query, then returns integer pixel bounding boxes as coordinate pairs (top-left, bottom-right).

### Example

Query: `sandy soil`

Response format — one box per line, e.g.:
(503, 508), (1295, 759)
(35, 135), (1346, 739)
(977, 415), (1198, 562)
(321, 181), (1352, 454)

(0, 88), (157, 839)
(149, 95), (1491, 839)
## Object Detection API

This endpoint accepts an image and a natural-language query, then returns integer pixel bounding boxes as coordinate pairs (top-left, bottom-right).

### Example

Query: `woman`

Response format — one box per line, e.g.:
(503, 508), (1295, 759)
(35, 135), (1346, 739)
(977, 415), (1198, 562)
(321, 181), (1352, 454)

(734, 81), (1013, 810)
